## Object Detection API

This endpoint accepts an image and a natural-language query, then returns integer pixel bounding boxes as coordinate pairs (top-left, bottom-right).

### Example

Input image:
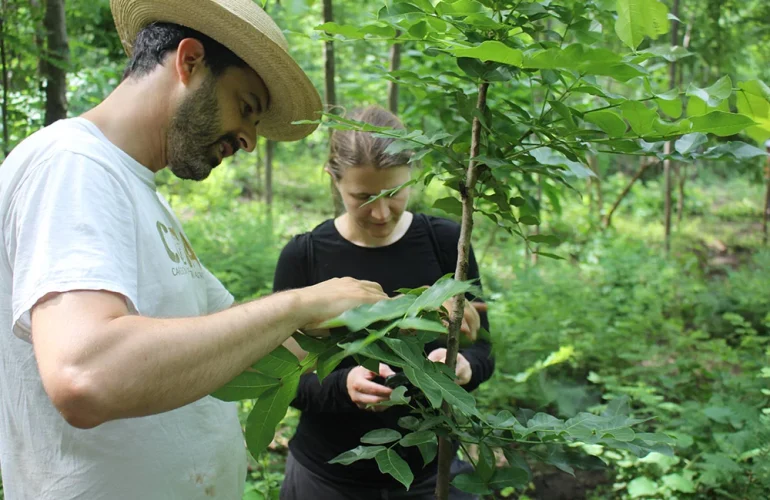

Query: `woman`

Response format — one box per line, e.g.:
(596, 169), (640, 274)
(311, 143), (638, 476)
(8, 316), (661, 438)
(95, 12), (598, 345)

(274, 106), (494, 499)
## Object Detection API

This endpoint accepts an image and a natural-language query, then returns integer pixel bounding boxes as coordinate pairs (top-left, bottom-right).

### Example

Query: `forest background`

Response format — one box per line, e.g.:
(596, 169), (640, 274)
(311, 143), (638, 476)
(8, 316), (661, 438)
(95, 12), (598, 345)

(1, 0), (770, 498)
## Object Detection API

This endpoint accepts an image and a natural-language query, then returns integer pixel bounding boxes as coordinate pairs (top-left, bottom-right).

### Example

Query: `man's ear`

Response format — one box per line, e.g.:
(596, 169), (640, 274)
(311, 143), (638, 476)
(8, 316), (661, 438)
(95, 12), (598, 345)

(174, 38), (206, 86)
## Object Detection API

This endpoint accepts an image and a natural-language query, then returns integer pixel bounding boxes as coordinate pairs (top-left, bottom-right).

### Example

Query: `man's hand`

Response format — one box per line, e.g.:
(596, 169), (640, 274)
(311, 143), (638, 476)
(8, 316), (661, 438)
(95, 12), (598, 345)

(296, 277), (387, 332)
(428, 348), (472, 386)
(441, 299), (487, 342)
(346, 363), (396, 411)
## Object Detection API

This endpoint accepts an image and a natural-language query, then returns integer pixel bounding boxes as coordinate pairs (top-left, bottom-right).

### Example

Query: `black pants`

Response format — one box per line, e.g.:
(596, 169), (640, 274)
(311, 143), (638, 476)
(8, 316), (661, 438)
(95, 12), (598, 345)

(280, 452), (479, 500)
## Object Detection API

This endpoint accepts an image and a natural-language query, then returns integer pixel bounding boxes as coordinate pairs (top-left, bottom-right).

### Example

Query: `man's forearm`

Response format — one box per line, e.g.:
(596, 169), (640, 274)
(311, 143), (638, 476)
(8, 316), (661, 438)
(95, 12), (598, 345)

(37, 290), (308, 427)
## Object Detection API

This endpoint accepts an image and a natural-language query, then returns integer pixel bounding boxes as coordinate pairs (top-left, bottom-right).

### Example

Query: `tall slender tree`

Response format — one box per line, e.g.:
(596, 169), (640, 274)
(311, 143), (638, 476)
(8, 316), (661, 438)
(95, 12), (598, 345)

(0, 0), (10, 157)
(663, 0), (681, 254)
(43, 0), (69, 125)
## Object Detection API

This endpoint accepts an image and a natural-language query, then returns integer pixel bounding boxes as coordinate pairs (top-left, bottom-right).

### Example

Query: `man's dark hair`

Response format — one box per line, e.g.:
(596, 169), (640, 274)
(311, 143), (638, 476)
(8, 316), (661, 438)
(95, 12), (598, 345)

(122, 22), (248, 80)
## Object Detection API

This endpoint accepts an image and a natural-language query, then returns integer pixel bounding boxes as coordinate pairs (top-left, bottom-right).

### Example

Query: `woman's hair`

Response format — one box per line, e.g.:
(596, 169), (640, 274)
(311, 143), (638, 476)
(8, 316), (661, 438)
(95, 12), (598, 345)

(326, 106), (412, 180)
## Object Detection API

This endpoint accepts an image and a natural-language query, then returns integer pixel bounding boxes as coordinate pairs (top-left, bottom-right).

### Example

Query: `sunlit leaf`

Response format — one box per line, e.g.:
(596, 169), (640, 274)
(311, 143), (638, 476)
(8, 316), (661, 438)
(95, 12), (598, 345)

(251, 345), (299, 378)
(244, 372), (300, 458)
(361, 428), (402, 445)
(689, 112), (755, 137)
(449, 41), (523, 67)
(615, 0), (670, 50)
(211, 371), (280, 402)
(329, 445), (386, 465)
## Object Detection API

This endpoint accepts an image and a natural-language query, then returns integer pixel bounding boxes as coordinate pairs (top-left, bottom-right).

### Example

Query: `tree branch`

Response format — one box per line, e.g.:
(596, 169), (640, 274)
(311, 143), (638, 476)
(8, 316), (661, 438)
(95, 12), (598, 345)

(435, 80), (489, 500)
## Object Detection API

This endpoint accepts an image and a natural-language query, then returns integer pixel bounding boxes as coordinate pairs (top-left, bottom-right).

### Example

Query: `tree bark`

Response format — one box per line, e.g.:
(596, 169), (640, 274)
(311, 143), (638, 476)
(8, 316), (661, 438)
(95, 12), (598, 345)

(387, 38), (401, 114)
(435, 81), (489, 500)
(322, 0), (344, 216)
(676, 164), (687, 227)
(603, 158), (656, 229)
(265, 139), (274, 207)
(663, 0), (680, 255)
(255, 136), (262, 198)
(43, 0), (69, 125)
(0, 0), (10, 157)
(762, 141), (770, 245)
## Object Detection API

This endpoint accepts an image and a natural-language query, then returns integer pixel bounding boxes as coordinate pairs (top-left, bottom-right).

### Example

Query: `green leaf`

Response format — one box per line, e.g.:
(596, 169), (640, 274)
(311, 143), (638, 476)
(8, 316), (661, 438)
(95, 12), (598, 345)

(736, 80), (770, 143)
(316, 345), (346, 381)
(476, 442), (496, 482)
(361, 428), (403, 445)
(433, 196), (464, 216)
(686, 76), (732, 108)
(615, 0), (670, 50)
(620, 101), (657, 136)
(375, 385), (411, 407)
(584, 110), (627, 138)
(357, 342), (408, 369)
(320, 294), (416, 331)
(452, 472), (492, 494)
(329, 445), (387, 465)
(399, 430), (437, 447)
(418, 441), (438, 466)
(396, 317), (447, 333)
(527, 234), (561, 246)
(674, 133), (708, 155)
(662, 473), (695, 493)
(406, 276), (475, 317)
(291, 332), (330, 354)
(376, 449), (415, 489)
(703, 142), (769, 160)
(689, 112), (755, 137)
(656, 97), (683, 119)
(627, 476), (659, 498)
(489, 466), (530, 489)
(315, 22), (363, 39)
(211, 371), (280, 402)
(384, 338), (430, 370)
(449, 41), (523, 67)
(244, 372), (300, 458)
(436, 0), (484, 16)
(549, 101), (577, 129)
(408, 20), (429, 39)
(398, 416), (420, 431)
(251, 345), (299, 378)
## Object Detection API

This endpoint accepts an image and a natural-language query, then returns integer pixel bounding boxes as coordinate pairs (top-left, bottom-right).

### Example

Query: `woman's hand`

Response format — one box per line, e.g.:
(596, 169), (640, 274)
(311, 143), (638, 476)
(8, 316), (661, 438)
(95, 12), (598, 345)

(441, 299), (487, 342)
(428, 348), (472, 386)
(346, 363), (397, 411)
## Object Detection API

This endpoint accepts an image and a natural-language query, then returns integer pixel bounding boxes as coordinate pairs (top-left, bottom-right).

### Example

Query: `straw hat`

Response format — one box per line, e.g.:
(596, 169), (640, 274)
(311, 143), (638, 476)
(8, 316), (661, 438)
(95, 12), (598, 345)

(110, 0), (322, 141)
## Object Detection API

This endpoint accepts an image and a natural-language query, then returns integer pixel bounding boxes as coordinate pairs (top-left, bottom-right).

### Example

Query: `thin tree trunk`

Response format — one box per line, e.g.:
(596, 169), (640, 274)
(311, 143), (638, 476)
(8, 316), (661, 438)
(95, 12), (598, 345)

(265, 139), (274, 207)
(0, 0), (10, 157)
(603, 158), (656, 229)
(322, 0), (344, 216)
(435, 81), (489, 500)
(676, 164), (687, 227)
(762, 146), (770, 245)
(531, 175), (542, 265)
(387, 38), (401, 114)
(43, 0), (68, 125)
(664, 146), (673, 253)
(587, 154), (601, 218)
(255, 136), (262, 198)
(663, 0), (680, 255)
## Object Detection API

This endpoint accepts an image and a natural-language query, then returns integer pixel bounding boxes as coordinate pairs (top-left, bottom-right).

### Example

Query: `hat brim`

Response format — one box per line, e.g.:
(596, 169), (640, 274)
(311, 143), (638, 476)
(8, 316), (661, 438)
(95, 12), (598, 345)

(111, 0), (322, 142)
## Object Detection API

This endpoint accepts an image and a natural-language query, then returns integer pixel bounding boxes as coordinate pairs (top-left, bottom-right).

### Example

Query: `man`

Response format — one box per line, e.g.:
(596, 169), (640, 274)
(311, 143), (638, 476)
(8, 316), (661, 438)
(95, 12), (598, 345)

(0, 0), (386, 498)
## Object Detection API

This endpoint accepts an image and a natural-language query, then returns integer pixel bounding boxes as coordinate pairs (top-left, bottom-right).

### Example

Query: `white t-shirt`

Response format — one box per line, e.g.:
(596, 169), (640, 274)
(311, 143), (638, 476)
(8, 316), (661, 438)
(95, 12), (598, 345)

(0, 118), (247, 499)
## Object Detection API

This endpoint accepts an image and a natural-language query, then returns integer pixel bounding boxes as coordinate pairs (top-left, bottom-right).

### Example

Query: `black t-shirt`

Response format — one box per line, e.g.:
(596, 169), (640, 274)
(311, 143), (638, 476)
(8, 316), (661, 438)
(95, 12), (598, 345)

(272, 213), (495, 489)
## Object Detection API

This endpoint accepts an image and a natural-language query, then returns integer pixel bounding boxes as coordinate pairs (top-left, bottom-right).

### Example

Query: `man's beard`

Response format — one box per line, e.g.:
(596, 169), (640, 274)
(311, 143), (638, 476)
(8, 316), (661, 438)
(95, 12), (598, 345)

(167, 75), (238, 181)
